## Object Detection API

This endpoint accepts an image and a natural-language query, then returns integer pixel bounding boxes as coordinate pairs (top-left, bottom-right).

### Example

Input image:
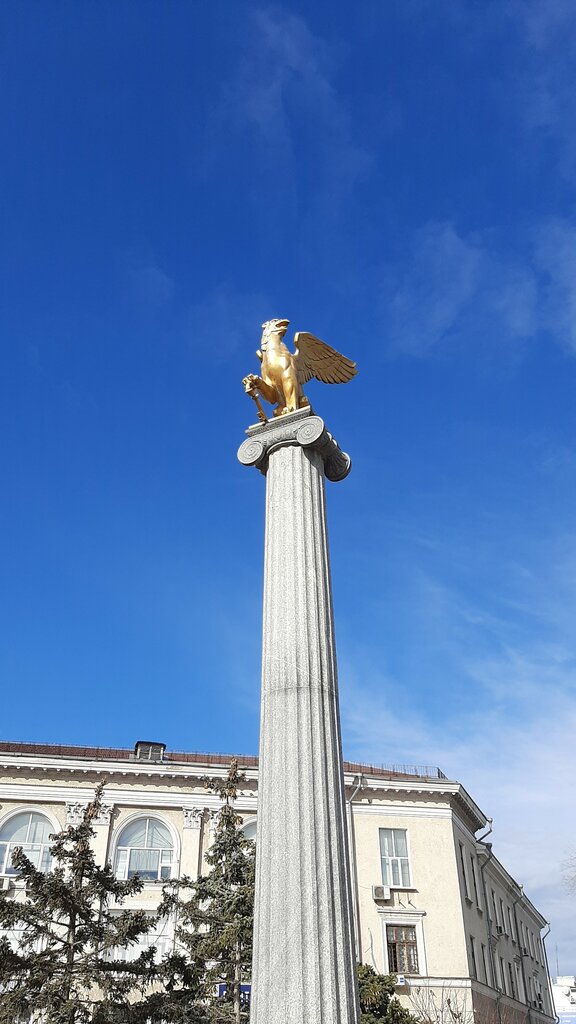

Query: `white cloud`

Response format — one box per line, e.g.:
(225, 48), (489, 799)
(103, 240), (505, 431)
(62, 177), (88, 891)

(509, 0), (576, 50)
(387, 223), (483, 355)
(120, 249), (175, 306)
(535, 219), (576, 351)
(384, 216), (576, 358)
(505, 1), (576, 171)
(339, 534), (576, 972)
(211, 8), (370, 200)
(385, 222), (539, 356)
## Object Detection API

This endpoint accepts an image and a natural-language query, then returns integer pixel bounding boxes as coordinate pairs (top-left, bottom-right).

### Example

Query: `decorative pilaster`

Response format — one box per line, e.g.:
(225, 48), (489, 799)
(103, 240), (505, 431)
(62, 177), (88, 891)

(65, 801), (114, 826)
(238, 407), (360, 1024)
(183, 807), (204, 830)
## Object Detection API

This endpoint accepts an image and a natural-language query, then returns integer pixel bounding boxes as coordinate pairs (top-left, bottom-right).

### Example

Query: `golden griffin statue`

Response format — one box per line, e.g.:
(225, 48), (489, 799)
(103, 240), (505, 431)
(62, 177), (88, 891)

(243, 319), (357, 422)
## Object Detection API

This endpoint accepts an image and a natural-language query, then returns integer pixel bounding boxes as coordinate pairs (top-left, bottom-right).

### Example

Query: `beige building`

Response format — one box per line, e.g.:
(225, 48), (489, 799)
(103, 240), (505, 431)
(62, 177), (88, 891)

(0, 739), (554, 1023)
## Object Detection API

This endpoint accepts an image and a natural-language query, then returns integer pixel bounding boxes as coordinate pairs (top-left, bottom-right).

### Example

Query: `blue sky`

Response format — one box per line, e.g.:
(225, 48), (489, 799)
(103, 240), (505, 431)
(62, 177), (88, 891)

(1, 0), (575, 969)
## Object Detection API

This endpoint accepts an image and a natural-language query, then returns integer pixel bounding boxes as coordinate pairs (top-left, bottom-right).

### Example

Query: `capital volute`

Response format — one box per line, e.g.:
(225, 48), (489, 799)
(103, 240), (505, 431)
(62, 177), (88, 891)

(237, 408), (351, 482)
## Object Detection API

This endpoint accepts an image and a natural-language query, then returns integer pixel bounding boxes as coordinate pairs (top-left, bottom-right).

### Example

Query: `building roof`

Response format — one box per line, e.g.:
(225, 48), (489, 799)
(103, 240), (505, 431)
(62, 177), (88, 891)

(0, 738), (488, 832)
(0, 740), (447, 781)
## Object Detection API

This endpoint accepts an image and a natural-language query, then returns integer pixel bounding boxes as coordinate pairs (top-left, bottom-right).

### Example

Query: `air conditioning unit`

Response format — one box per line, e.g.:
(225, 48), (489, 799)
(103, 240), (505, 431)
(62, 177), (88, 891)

(372, 885), (391, 901)
(521, 947), (529, 956)
(396, 975), (407, 987)
(0, 876), (13, 891)
(496, 925), (504, 935)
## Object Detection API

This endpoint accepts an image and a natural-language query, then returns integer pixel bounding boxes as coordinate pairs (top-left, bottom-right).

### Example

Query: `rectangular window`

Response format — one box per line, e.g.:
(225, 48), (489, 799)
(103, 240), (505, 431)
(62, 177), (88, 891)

(500, 899), (505, 932)
(500, 957), (506, 994)
(379, 829), (411, 887)
(481, 944), (489, 985)
(508, 962), (517, 999)
(491, 890), (499, 925)
(106, 914), (173, 963)
(515, 963), (523, 1001)
(128, 849), (160, 880)
(469, 936), (477, 979)
(508, 905), (515, 942)
(459, 843), (470, 899)
(387, 925), (419, 974)
(470, 855), (480, 906)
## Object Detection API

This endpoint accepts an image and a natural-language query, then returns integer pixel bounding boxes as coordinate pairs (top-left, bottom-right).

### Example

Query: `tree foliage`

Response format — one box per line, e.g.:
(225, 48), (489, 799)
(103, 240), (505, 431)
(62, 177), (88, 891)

(358, 964), (419, 1024)
(159, 758), (255, 1023)
(0, 785), (170, 1024)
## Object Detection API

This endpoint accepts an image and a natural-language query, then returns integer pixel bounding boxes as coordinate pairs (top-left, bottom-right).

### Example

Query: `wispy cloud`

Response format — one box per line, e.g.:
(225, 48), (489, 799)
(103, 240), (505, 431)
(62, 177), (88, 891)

(120, 249), (175, 307)
(506, 0), (576, 170)
(535, 219), (576, 350)
(385, 221), (539, 356)
(385, 217), (576, 358)
(209, 8), (371, 203)
(339, 530), (576, 971)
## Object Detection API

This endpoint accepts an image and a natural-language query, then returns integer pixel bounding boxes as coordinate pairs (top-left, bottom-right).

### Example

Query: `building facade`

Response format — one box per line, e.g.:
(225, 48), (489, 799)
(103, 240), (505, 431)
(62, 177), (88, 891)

(0, 739), (554, 1024)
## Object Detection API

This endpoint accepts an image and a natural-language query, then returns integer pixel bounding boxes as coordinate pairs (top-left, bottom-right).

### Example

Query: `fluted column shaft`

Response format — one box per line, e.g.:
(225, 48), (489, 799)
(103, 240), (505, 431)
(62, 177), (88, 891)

(238, 409), (360, 1024)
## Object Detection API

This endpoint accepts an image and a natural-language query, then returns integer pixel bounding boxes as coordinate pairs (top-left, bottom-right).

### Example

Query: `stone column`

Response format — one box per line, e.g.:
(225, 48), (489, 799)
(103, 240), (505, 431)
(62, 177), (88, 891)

(238, 408), (360, 1024)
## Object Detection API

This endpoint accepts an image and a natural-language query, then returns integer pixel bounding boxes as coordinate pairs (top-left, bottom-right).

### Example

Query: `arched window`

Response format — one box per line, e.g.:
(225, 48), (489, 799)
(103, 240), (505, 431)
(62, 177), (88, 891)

(114, 817), (174, 881)
(241, 819), (257, 841)
(0, 811), (53, 875)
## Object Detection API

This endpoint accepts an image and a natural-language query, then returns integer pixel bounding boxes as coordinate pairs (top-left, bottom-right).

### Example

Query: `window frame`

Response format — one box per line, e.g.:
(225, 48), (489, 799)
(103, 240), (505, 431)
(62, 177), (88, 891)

(481, 943), (490, 985)
(112, 814), (178, 883)
(469, 853), (480, 907)
(469, 935), (478, 980)
(459, 842), (470, 900)
(499, 956), (506, 994)
(379, 828), (412, 889)
(105, 910), (174, 963)
(380, 914), (426, 977)
(386, 923), (420, 975)
(0, 808), (58, 877)
(508, 904), (516, 942)
(240, 819), (257, 842)
(508, 961), (517, 1000)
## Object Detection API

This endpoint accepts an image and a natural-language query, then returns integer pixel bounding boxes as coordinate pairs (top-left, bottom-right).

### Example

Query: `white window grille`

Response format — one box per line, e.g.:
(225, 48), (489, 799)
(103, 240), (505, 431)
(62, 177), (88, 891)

(134, 741), (165, 761)
(0, 811), (53, 875)
(114, 817), (174, 881)
(379, 829), (411, 887)
(107, 930), (173, 962)
(0, 925), (48, 958)
(105, 914), (173, 963)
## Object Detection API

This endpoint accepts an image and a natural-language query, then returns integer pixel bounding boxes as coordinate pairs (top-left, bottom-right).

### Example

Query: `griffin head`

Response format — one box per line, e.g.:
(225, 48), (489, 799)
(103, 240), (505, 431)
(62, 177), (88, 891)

(261, 318), (290, 339)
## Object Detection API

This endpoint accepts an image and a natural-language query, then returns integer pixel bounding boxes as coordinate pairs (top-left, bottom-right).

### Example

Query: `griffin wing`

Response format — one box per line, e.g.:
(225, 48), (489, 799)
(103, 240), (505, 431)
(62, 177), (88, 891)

(293, 332), (357, 386)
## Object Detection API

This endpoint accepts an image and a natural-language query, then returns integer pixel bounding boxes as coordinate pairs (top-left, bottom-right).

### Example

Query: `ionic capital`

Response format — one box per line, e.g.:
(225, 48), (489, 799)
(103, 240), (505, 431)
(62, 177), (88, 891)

(237, 408), (351, 482)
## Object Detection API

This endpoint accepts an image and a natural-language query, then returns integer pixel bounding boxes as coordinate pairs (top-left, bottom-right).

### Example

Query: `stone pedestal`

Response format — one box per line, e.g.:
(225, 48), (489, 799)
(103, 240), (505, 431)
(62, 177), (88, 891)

(238, 408), (360, 1024)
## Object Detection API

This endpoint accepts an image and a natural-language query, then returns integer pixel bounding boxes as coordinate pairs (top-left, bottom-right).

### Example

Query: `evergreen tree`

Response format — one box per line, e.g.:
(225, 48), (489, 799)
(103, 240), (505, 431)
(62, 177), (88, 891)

(159, 759), (255, 1024)
(0, 785), (184, 1024)
(357, 964), (419, 1024)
